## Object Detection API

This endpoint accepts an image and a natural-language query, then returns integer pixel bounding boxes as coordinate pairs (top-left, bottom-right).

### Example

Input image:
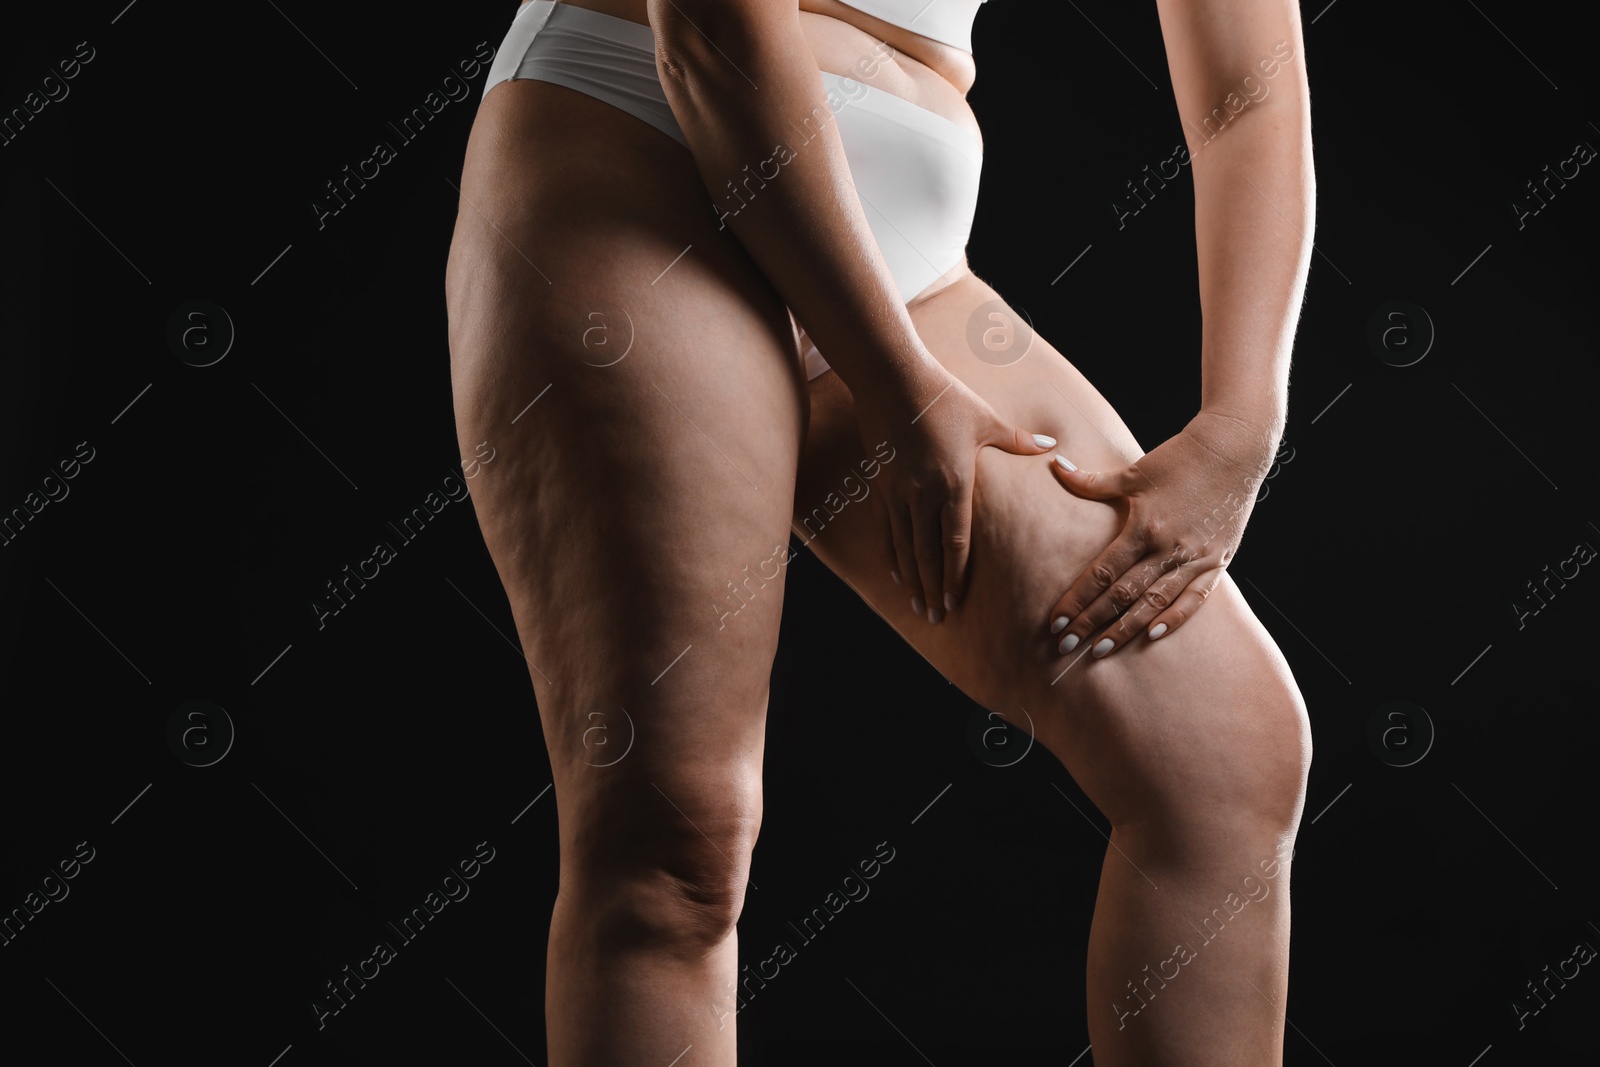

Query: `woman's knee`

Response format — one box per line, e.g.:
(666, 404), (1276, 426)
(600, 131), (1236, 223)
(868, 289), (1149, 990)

(564, 769), (763, 951)
(1219, 667), (1312, 836)
(1065, 629), (1312, 843)
(1158, 679), (1308, 842)
(539, 669), (772, 949)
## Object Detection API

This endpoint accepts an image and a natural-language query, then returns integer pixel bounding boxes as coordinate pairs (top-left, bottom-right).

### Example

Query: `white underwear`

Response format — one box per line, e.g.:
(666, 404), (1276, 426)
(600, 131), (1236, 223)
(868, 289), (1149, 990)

(483, 0), (984, 381)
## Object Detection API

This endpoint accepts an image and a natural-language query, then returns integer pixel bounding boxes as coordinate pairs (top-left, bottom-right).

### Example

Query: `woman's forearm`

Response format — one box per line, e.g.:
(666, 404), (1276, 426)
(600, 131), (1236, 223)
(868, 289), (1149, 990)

(1188, 91), (1314, 449)
(648, 1), (942, 402)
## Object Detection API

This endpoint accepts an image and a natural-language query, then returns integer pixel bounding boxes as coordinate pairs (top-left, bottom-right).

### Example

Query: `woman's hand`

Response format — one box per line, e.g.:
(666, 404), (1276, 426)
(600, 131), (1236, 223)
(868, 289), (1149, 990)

(854, 364), (1057, 626)
(1046, 409), (1281, 657)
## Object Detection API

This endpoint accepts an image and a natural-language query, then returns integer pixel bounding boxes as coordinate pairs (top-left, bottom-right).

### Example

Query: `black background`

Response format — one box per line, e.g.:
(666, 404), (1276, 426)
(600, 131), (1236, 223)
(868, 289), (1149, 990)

(2, 1), (1595, 1064)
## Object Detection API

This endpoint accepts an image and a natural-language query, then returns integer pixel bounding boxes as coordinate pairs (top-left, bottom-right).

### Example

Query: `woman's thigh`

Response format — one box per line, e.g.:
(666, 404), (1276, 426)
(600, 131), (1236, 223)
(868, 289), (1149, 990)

(447, 78), (809, 872)
(794, 270), (1309, 833)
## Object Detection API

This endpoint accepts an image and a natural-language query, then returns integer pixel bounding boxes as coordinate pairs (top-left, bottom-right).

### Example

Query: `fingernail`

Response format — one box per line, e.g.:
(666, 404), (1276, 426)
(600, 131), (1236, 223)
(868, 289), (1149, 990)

(1148, 623), (1168, 640)
(1033, 434), (1057, 448)
(1058, 633), (1079, 654)
(944, 592), (958, 612)
(912, 595), (925, 616)
(1054, 455), (1077, 472)
(1092, 638), (1115, 658)
(928, 606), (944, 625)
(890, 570), (901, 585)
(1050, 615), (1070, 634)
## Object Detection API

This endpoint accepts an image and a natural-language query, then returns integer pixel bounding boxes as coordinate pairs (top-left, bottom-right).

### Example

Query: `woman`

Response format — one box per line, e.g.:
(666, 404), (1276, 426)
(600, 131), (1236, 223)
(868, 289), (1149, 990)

(445, 0), (1314, 1063)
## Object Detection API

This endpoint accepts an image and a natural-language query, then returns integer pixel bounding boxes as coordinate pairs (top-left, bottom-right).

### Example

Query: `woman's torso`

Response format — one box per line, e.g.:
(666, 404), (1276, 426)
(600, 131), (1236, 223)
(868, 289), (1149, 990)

(548, 0), (982, 146)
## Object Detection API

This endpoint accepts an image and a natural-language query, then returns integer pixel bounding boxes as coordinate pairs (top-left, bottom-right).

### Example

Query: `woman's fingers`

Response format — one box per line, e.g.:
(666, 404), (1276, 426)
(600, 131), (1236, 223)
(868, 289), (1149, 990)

(1056, 553), (1168, 656)
(933, 417), (1046, 619)
(1053, 552), (1229, 660)
(1050, 534), (1148, 653)
(1073, 562), (1227, 659)
(887, 503), (923, 618)
(1082, 565), (1192, 657)
(911, 492), (947, 624)
(940, 478), (974, 615)
(1050, 455), (1145, 499)
(864, 389), (1055, 626)
(1143, 564), (1226, 642)
(881, 497), (902, 586)
(983, 422), (1058, 456)
(1041, 420), (1267, 657)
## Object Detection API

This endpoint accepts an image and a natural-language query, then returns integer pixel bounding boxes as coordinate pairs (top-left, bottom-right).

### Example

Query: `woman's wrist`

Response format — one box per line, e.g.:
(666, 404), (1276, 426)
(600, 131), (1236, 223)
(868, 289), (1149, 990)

(1189, 405), (1284, 474)
(834, 344), (953, 417)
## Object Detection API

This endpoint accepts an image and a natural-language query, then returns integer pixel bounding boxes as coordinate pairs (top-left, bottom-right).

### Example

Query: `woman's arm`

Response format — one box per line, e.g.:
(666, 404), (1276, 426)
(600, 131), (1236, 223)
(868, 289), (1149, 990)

(647, 0), (1054, 623)
(1169, 0), (1311, 434)
(649, 1), (925, 398)
(1046, 0), (1313, 656)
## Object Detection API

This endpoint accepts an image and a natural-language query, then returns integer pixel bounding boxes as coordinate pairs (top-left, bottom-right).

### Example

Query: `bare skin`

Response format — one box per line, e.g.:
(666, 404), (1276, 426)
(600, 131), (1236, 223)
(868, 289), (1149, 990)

(797, 278), (1311, 1064)
(446, 1), (1313, 1064)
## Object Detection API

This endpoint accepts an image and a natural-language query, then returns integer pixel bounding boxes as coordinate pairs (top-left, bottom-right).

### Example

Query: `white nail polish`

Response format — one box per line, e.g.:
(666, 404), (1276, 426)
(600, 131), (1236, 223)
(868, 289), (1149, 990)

(944, 592), (958, 612)
(1033, 434), (1057, 448)
(1050, 616), (1070, 634)
(911, 595), (925, 616)
(890, 570), (901, 585)
(1054, 455), (1077, 472)
(1058, 633), (1079, 654)
(1092, 638), (1115, 658)
(1148, 623), (1168, 640)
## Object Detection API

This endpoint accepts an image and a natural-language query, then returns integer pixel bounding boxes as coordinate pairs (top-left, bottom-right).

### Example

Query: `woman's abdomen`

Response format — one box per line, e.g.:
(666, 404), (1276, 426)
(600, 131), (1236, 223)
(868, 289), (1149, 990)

(550, 1), (981, 144)
(795, 10), (981, 147)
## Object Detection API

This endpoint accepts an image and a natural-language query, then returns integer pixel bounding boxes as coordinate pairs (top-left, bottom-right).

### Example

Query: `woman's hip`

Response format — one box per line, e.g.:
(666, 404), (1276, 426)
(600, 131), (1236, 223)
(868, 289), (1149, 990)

(476, 0), (984, 320)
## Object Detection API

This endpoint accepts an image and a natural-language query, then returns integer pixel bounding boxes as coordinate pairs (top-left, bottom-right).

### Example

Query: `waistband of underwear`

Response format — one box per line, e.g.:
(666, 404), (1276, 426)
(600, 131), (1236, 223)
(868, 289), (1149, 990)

(483, 0), (982, 160)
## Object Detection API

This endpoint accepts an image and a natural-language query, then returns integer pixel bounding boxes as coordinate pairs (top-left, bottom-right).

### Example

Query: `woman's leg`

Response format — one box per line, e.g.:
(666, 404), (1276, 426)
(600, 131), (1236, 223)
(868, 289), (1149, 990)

(793, 270), (1312, 1066)
(447, 79), (809, 1066)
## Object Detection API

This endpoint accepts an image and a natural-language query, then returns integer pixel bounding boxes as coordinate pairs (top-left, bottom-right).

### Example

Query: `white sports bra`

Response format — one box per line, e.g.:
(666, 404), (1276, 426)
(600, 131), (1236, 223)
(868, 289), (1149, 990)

(833, 0), (988, 54)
